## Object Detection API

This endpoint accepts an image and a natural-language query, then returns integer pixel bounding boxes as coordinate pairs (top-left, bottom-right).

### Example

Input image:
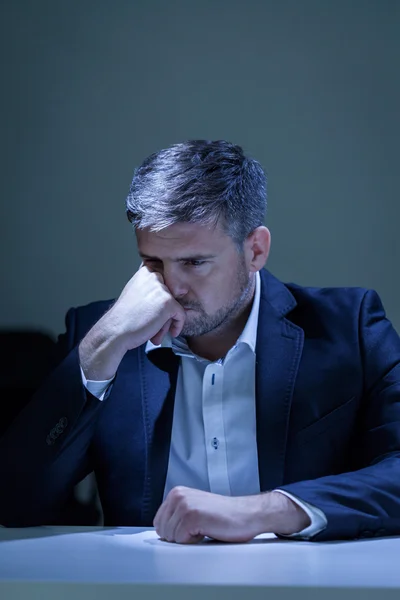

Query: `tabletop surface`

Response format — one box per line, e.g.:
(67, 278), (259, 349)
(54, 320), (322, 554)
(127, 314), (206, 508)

(1, 526), (400, 589)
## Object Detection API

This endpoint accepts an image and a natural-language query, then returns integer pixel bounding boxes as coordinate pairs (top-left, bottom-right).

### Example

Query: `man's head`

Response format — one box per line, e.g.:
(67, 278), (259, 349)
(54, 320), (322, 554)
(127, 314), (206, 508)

(126, 140), (267, 248)
(126, 140), (270, 338)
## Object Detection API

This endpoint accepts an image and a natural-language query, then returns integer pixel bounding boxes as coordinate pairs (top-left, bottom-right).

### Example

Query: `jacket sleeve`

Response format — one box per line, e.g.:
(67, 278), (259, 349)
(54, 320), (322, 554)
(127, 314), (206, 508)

(280, 290), (400, 541)
(0, 308), (105, 526)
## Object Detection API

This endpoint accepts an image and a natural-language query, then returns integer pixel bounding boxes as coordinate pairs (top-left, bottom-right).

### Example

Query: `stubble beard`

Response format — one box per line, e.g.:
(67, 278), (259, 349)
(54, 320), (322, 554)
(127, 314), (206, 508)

(179, 259), (254, 338)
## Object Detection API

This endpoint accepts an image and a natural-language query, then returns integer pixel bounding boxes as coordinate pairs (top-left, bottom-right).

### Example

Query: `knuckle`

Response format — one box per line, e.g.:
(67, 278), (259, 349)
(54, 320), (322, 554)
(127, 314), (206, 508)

(161, 296), (171, 310)
(170, 485), (185, 500)
(151, 270), (163, 282)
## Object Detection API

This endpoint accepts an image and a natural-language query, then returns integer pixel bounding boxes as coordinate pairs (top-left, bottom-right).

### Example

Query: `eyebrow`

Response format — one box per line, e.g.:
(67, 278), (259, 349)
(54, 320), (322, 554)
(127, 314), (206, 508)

(139, 253), (216, 262)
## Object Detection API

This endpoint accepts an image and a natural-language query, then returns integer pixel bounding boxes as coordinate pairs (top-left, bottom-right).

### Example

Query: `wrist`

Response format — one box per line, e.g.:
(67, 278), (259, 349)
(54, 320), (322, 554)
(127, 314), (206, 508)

(255, 491), (310, 536)
(79, 320), (127, 381)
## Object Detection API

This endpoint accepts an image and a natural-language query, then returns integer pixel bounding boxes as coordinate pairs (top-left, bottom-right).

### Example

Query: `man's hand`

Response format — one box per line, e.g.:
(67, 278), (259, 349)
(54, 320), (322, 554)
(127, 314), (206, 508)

(153, 486), (310, 544)
(79, 266), (186, 380)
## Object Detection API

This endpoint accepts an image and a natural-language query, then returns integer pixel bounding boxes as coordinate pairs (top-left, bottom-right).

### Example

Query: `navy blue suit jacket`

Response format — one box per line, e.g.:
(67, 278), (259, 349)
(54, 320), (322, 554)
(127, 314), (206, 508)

(1, 269), (400, 540)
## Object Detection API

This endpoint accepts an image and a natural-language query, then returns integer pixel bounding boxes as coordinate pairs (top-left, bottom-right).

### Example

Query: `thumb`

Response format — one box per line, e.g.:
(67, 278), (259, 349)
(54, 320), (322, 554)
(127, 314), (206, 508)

(150, 319), (172, 346)
(169, 306), (186, 338)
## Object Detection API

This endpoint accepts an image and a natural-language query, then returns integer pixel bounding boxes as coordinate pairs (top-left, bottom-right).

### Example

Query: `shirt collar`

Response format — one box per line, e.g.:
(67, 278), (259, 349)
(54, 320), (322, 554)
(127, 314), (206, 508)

(235, 270), (260, 353)
(145, 271), (261, 358)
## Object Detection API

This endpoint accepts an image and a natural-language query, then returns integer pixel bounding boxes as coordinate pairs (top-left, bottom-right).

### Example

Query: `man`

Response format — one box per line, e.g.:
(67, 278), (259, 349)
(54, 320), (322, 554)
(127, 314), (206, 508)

(1, 140), (400, 543)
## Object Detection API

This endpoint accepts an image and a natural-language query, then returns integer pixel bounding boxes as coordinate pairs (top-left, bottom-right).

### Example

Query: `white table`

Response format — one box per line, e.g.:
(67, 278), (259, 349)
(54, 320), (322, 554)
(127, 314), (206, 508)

(1, 526), (400, 599)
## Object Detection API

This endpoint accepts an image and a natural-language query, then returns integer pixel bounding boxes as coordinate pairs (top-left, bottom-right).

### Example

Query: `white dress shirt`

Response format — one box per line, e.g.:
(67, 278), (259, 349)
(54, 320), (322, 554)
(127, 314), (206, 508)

(82, 272), (327, 538)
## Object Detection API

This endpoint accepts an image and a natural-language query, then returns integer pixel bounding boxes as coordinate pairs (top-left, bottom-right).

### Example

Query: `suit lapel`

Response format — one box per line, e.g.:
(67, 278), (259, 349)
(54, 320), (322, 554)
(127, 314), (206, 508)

(138, 347), (180, 523)
(256, 270), (304, 491)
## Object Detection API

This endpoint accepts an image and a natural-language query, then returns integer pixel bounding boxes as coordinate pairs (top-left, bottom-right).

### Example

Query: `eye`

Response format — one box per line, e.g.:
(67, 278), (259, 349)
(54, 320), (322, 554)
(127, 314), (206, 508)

(184, 260), (206, 268)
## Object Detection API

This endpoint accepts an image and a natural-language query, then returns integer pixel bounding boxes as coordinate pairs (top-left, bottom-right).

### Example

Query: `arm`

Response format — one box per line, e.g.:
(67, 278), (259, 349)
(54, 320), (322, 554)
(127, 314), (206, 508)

(273, 490), (327, 538)
(153, 290), (400, 544)
(279, 289), (400, 540)
(0, 267), (186, 526)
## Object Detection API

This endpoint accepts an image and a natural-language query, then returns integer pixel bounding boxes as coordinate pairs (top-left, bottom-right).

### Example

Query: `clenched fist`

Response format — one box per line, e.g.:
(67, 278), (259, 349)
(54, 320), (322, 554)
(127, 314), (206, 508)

(79, 266), (186, 380)
(109, 266), (186, 348)
(153, 486), (310, 544)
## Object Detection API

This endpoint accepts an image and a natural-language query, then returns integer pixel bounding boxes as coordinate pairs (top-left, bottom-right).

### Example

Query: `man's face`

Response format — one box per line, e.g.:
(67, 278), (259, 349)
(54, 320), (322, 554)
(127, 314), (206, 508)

(136, 222), (253, 337)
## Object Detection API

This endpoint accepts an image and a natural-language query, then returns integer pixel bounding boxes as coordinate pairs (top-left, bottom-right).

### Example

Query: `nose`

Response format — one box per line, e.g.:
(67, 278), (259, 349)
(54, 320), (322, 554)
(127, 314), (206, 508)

(163, 267), (189, 299)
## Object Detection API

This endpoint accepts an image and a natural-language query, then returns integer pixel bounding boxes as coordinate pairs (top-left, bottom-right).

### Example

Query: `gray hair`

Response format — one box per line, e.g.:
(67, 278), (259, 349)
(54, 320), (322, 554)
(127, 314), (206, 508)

(125, 140), (267, 247)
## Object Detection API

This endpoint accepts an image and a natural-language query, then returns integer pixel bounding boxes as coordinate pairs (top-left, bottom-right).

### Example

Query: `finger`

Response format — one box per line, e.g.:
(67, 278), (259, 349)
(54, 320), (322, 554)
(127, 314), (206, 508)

(163, 503), (183, 543)
(171, 502), (205, 544)
(153, 502), (168, 538)
(169, 319), (182, 338)
(150, 319), (172, 346)
(162, 491), (204, 544)
(165, 509), (204, 544)
(139, 263), (164, 284)
(153, 497), (176, 541)
(153, 503), (164, 533)
(169, 309), (186, 338)
(174, 517), (204, 544)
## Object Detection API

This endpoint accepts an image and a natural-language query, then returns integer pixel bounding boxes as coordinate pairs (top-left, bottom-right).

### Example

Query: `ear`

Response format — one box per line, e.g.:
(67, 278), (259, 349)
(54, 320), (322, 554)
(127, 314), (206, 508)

(244, 226), (271, 272)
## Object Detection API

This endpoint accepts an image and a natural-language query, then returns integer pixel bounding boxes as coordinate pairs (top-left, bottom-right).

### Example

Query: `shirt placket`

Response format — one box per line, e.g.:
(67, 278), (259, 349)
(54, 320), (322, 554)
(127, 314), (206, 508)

(202, 362), (231, 496)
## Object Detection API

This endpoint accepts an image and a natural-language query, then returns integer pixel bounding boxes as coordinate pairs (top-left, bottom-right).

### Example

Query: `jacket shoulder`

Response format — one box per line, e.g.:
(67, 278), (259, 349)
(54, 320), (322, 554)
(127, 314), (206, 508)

(287, 282), (370, 308)
(61, 299), (115, 347)
(284, 282), (375, 335)
(260, 269), (373, 321)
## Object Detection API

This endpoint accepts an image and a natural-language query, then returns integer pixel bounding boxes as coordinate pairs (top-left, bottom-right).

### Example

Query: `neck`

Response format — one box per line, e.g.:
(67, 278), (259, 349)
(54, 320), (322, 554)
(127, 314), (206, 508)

(186, 278), (256, 362)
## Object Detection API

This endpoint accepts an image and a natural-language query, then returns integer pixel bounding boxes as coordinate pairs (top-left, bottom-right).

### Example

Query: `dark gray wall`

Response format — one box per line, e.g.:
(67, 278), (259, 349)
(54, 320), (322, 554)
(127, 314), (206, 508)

(1, 0), (399, 336)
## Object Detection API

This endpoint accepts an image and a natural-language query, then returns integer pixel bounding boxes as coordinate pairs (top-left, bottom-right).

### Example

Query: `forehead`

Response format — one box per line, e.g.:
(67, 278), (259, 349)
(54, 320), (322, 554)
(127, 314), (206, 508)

(136, 222), (233, 257)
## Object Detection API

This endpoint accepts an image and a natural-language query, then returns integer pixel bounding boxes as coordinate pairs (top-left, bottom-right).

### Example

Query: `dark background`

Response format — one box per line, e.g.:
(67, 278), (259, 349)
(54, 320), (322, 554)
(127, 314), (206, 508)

(1, 0), (399, 337)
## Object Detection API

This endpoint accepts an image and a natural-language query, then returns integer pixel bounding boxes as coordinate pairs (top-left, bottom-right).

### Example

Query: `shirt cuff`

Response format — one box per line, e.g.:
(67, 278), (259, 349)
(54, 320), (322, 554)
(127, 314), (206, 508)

(273, 489), (327, 539)
(80, 366), (114, 401)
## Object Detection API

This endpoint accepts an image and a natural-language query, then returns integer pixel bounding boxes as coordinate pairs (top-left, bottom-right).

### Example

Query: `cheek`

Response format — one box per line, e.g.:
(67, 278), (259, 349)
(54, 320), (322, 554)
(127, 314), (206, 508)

(191, 271), (232, 309)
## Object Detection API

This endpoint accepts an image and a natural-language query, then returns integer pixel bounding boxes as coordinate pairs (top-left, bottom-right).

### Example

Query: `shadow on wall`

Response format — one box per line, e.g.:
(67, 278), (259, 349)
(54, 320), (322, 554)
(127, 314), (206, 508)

(0, 330), (102, 525)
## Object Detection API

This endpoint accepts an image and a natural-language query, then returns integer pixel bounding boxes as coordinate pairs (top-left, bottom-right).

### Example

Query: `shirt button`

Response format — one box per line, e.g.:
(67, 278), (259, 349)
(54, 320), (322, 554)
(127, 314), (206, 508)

(212, 437), (219, 450)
